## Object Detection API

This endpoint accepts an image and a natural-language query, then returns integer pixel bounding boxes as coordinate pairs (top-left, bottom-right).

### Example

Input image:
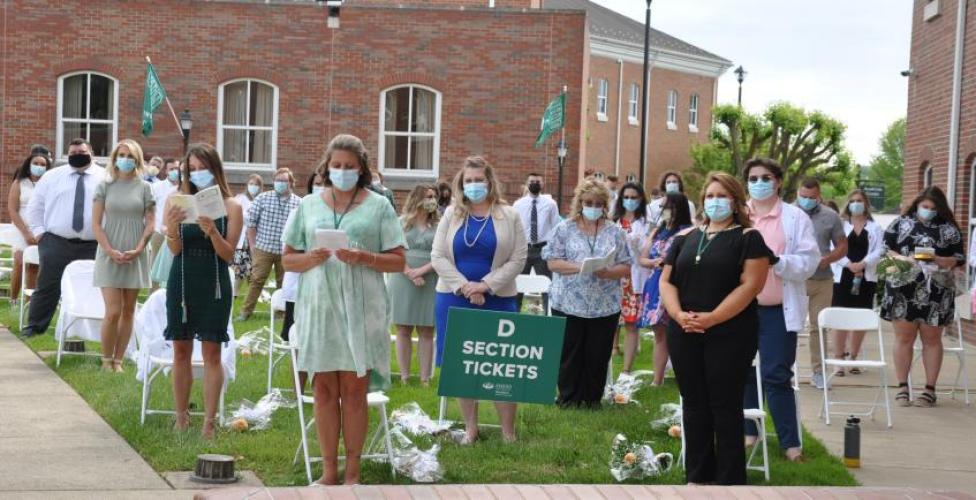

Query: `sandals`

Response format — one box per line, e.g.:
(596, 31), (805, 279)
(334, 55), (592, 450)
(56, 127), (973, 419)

(174, 410), (191, 432)
(915, 385), (937, 408)
(895, 383), (912, 407)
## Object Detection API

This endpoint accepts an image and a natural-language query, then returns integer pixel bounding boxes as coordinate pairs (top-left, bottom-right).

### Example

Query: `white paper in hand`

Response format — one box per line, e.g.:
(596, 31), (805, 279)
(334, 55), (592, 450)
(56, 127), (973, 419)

(314, 229), (349, 251)
(579, 248), (617, 276)
(169, 186), (227, 224)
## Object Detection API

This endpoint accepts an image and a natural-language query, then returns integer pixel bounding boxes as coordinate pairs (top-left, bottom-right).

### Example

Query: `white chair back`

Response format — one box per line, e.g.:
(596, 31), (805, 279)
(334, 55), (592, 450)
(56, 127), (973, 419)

(61, 260), (104, 319)
(270, 288), (287, 313)
(516, 274), (551, 295)
(23, 245), (39, 265)
(818, 307), (880, 331)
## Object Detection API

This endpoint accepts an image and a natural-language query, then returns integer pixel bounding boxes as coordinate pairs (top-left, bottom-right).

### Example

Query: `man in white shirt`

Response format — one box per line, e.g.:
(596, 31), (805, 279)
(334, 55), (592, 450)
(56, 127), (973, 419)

(513, 173), (561, 311)
(22, 138), (107, 338)
(148, 158), (181, 283)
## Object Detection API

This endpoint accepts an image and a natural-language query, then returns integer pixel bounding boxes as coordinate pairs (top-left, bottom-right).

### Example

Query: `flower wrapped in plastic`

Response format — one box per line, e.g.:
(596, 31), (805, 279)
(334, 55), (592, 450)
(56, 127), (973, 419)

(609, 433), (673, 481)
(225, 389), (295, 431)
(604, 372), (649, 405)
(236, 327), (271, 358)
(390, 402), (453, 436)
(384, 428), (444, 483)
(877, 256), (921, 288)
(650, 402), (682, 430)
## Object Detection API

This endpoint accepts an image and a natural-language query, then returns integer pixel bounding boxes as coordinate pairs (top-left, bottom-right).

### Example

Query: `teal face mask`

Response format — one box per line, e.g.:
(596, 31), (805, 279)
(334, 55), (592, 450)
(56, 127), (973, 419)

(797, 196), (818, 212)
(582, 206), (603, 221)
(704, 197), (732, 221)
(748, 179), (775, 200)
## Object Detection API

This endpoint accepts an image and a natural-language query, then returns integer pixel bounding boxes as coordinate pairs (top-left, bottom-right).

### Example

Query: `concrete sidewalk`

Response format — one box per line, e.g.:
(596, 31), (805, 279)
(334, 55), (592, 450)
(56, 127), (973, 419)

(796, 321), (976, 492)
(0, 328), (183, 498)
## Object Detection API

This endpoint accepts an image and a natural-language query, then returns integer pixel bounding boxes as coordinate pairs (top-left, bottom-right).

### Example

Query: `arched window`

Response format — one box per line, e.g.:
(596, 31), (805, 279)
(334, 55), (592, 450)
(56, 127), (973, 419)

(378, 84), (441, 177)
(57, 71), (119, 159)
(217, 79), (279, 170)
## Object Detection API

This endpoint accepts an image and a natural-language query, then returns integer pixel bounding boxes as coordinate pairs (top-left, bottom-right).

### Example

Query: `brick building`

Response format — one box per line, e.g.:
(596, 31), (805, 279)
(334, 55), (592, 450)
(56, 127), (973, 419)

(0, 0), (727, 216)
(904, 0), (976, 338)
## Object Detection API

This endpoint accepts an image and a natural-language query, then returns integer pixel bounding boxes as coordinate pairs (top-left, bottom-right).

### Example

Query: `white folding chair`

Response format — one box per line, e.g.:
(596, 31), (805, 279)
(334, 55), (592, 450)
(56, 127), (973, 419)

(55, 260), (109, 366)
(515, 273), (552, 315)
(135, 289), (236, 425)
(817, 307), (892, 427)
(18, 245), (39, 331)
(289, 326), (395, 484)
(908, 314), (970, 405)
(678, 356), (770, 481)
(267, 289), (291, 395)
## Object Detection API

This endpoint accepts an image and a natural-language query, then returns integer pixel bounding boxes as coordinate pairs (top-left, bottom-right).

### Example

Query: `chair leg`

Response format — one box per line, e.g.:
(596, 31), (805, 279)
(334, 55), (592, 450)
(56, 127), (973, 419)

(218, 380), (226, 426)
(795, 388), (803, 448)
(267, 319), (275, 394)
(821, 372), (831, 425)
(437, 396), (447, 426)
(55, 329), (65, 367)
(880, 365), (893, 428)
(292, 349), (313, 484)
(759, 419), (770, 481)
(140, 369), (150, 425)
(379, 402), (396, 478)
(960, 351), (971, 406)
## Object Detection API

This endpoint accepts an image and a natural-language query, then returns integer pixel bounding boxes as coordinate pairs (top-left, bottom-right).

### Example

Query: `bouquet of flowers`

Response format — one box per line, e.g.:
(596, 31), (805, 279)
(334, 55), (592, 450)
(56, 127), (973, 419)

(876, 255), (920, 288)
(609, 434), (673, 481)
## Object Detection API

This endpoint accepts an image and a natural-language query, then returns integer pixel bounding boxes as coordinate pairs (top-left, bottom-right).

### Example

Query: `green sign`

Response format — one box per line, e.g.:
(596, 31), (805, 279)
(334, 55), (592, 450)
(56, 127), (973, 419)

(437, 308), (565, 404)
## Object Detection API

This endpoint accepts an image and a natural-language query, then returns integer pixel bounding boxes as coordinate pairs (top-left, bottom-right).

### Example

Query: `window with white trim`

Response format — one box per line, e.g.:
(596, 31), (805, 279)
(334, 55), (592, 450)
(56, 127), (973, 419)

(628, 83), (639, 124)
(689, 94), (699, 131)
(57, 72), (118, 159)
(923, 163), (933, 188)
(217, 79), (279, 170)
(967, 158), (976, 295)
(597, 79), (609, 120)
(379, 84), (441, 176)
(666, 90), (678, 129)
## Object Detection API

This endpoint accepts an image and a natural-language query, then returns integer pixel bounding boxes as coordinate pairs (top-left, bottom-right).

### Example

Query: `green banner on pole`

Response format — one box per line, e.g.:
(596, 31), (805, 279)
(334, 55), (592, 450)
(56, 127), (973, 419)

(437, 308), (566, 404)
(142, 62), (167, 137)
(534, 92), (565, 147)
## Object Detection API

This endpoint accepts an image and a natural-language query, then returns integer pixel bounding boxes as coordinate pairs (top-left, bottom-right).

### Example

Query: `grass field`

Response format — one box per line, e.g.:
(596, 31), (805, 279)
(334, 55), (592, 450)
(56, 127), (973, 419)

(0, 285), (857, 487)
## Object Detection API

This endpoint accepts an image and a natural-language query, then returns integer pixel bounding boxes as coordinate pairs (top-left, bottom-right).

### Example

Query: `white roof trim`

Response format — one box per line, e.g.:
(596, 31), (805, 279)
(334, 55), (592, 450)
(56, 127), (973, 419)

(589, 35), (732, 78)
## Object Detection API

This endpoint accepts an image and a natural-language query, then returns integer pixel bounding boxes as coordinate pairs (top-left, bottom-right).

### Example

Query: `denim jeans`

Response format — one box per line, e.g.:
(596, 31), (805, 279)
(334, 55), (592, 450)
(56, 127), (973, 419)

(743, 305), (800, 449)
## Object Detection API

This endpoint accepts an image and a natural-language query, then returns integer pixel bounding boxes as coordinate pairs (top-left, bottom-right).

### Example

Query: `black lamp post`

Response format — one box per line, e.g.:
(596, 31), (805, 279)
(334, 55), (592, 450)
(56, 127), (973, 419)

(179, 109), (193, 154)
(638, 0), (652, 189)
(735, 66), (747, 107)
(556, 139), (568, 213)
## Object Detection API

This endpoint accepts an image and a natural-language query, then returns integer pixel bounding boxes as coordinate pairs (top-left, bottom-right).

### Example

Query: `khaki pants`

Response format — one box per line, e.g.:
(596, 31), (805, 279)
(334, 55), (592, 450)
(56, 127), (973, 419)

(806, 278), (834, 374)
(241, 247), (283, 317)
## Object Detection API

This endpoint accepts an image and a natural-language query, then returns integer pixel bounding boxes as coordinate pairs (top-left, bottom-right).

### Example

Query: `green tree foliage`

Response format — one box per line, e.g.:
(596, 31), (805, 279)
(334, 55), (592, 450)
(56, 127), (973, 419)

(684, 102), (854, 202)
(866, 118), (906, 212)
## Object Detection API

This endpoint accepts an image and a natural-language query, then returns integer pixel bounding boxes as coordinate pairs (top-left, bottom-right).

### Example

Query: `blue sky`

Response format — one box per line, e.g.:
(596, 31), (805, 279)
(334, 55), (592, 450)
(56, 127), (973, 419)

(591, 0), (914, 165)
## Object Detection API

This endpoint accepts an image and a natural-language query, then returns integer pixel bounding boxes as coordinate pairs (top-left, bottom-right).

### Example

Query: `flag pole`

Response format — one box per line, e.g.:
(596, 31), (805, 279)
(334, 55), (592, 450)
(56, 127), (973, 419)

(556, 85), (568, 213)
(146, 56), (185, 138)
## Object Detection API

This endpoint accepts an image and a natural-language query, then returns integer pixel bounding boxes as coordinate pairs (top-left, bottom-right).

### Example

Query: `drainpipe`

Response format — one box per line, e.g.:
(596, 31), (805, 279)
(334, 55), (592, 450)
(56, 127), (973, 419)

(614, 58), (624, 176)
(947, 0), (968, 210)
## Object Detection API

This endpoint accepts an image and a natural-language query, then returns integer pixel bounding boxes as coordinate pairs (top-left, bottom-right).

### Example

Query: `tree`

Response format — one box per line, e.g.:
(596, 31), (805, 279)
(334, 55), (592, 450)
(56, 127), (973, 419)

(685, 102), (854, 202)
(866, 118), (905, 212)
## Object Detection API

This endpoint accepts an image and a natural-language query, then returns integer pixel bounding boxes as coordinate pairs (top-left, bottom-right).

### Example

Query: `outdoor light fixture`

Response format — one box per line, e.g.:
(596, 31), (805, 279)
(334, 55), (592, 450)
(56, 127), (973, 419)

(734, 65), (747, 106)
(900, 67), (915, 77)
(318, 0), (342, 29)
(180, 109), (192, 154)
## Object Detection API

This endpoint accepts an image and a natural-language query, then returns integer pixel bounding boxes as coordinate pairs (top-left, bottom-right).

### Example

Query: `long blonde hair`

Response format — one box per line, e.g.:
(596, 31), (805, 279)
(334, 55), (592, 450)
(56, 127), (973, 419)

(402, 184), (439, 230)
(568, 179), (612, 222)
(106, 139), (146, 182)
(451, 156), (506, 219)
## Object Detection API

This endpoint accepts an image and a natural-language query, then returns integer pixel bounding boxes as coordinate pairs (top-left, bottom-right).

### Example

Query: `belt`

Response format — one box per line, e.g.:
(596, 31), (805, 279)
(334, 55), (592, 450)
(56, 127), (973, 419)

(50, 233), (95, 244)
(528, 242), (547, 248)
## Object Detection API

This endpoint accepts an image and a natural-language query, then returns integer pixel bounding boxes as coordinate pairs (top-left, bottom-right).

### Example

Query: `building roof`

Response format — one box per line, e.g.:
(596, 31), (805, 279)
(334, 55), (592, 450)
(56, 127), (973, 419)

(544, 0), (730, 64)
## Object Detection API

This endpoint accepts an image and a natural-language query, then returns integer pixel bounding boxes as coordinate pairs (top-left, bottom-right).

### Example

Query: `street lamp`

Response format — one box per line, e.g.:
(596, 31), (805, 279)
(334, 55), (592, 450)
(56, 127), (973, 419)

(735, 65), (747, 107)
(556, 139), (568, 213)
(179, 109), (192, 154)
(638, 0), (652, 189)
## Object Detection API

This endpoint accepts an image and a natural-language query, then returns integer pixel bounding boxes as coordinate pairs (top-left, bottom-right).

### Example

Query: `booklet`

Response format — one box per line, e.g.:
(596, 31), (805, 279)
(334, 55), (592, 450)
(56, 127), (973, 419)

(579, 248), (617, 276)
(314, 229), (349, 251)
(169, 186), (227, 224)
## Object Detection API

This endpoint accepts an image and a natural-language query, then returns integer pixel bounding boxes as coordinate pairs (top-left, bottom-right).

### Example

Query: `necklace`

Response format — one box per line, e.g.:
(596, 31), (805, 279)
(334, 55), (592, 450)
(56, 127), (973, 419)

(330, 187), (360, 229)
(463, 210), (491, 247)
(695, 224), (739, 264)
(584, 219), (600, 255)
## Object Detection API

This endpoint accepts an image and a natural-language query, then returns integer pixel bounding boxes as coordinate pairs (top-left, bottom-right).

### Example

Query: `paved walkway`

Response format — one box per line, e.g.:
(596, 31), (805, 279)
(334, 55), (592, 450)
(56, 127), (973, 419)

(795, 320), (976, 492)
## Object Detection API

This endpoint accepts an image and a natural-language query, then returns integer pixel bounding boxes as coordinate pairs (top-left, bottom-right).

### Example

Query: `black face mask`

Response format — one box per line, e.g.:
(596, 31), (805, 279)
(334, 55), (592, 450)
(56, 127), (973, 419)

(68, 153), (91, 169)
(527, 183), (542, 195)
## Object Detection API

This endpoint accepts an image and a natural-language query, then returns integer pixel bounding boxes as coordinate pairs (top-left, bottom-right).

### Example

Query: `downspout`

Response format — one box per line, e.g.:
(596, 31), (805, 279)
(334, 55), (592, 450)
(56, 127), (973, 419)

(947, 0), (968, 210)
(614, 58), (623, 176)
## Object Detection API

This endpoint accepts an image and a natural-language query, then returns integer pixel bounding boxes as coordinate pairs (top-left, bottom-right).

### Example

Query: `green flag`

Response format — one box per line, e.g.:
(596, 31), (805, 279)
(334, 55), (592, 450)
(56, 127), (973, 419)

(534, 92), (565, 147)
(142, 62), (167, 137)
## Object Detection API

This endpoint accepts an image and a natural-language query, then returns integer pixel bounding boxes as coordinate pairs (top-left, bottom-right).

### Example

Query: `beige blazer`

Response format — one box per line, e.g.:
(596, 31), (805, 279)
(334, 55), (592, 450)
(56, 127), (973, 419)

(431, 204), (527, 297)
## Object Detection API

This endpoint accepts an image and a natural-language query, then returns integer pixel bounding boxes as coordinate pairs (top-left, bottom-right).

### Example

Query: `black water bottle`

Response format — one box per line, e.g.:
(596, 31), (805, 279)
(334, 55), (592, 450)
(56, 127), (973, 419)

(844, 416), (861, 468)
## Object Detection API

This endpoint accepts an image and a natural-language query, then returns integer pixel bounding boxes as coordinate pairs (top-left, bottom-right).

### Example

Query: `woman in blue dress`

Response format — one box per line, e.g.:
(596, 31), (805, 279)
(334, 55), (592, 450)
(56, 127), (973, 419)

(431, 156), (527, 444)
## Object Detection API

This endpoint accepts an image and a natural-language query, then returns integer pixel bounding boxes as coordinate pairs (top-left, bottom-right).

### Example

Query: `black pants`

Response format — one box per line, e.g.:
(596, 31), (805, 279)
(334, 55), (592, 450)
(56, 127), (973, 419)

(667, 324), (758, 485)
(26, 234), (97, 334)
(280, 301), (295, 340)
(553, 309), (619, 408)
(516, 243), (552, 312)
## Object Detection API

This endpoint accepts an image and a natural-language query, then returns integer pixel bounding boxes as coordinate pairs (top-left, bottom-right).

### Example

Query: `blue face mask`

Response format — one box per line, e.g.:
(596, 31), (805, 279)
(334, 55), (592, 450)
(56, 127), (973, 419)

(917, 207), (936, 222)
(665, 181), (680, 194)
(329, 168), (360, 192)
(748, 179), (776, 200)
(247, 184), (261, 196)
(622, 198), (641, 213)
(463, 182), (489, 203)
(273, 181), (289, 195)
(167, 169), (180, 182)
(797, 196), (818, 212)
(189, 169), (214, 189)
(848, 201), (865, 215)
(312, 185), (325, 195)
(30, 164), (46, 177)
(704, 197), (733, 222)
(582, 206), (603, 221)
(116, 157), (136, 173)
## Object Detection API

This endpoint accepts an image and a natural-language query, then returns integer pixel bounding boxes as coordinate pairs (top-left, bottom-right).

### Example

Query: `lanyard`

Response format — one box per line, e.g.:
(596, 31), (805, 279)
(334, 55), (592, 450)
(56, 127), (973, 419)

(331, 187), (360, 229)
(585, 219), (600, 255)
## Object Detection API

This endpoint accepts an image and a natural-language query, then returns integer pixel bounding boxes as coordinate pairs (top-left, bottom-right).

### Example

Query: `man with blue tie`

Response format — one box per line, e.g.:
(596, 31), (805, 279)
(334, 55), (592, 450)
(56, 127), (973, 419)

(22, 138), (106, 338)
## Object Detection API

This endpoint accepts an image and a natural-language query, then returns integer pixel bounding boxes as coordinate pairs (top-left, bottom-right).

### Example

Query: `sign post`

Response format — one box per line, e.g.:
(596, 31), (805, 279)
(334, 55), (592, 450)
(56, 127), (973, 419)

(438, 308), (565, 404)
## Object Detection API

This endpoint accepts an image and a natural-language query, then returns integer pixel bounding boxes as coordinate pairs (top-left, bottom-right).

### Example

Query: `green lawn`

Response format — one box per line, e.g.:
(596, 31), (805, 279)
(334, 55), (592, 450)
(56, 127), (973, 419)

(0, 288), (856, 487)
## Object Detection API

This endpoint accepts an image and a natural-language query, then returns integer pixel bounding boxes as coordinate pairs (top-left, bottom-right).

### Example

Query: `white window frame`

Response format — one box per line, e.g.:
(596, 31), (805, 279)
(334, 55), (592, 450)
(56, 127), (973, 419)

(689, 94), (700, 133)
(923, 164), (934, 188)
(966, 158), (976, 301)
(216, 78), (280, 172)
(666, 90), (678, 130)
(377, 84), (442, 180)
(56, 71), (119, 162)
(628, 83), (639, 126)
(597, 79), (609, 122)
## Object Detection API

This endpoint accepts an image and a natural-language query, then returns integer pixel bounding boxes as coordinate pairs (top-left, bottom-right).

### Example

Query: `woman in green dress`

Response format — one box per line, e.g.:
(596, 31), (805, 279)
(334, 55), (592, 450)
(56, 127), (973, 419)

(283, 134), (406, 485)
(389, 184), (439, 385)
(92, 139), (156, 373)
(162, 143), (243, 440)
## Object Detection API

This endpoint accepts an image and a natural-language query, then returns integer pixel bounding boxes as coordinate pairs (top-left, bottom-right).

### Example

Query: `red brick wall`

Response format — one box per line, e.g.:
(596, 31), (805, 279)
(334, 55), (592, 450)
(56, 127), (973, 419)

(0, 0), (585, 215)
(350, 0), (537, 7)
(584, 55), (715, 193)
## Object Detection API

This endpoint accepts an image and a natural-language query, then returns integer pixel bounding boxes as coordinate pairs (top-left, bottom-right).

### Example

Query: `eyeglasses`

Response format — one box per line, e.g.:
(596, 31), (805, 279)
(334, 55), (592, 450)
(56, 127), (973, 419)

(747, 175), (774, 183)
